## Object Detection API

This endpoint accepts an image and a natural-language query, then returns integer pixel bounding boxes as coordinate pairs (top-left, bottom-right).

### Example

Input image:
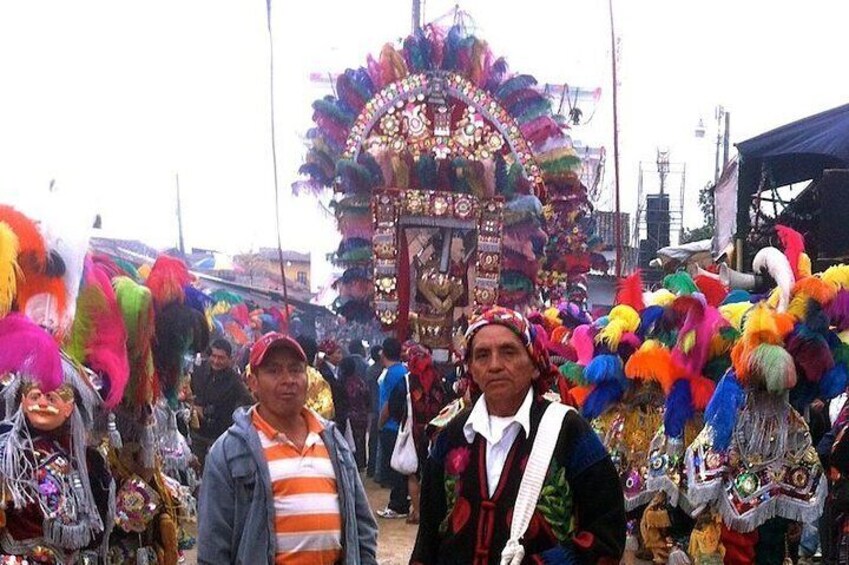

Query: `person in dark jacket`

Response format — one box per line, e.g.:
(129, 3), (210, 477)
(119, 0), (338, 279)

(410, 307), (626, 564)
(366, 345), (383, 480)
(190, 339), (254, 467)
(341, 355), (371, 470)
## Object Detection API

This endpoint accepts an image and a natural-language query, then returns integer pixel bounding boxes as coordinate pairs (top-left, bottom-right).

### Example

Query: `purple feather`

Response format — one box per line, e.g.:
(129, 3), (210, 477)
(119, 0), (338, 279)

(785, 324), (834, 382)
(827, 290), (849, 331)
(0, 313), (63, 392)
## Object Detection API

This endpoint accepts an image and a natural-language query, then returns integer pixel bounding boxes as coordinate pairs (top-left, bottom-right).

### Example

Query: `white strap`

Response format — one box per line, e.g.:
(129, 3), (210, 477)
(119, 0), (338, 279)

(501, 402), (573, 565)
(403, 373), (414, 431)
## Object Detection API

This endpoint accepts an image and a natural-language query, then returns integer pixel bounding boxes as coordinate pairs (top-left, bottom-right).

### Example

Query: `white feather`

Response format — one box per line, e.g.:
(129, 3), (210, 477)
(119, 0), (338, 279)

(753, 247), (795, 313)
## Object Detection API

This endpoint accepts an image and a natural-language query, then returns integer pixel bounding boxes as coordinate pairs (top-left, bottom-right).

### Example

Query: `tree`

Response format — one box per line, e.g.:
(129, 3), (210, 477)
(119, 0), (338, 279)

(680, 182), (716, 244)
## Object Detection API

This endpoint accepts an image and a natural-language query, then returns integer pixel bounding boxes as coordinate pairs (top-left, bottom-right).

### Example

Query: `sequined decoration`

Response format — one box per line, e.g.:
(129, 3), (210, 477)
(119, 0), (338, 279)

(343, 72), (546, 197)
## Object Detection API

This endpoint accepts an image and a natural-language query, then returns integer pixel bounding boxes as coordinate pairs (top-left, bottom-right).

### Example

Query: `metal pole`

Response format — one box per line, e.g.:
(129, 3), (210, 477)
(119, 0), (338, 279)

(265, 0), (290, 315)
(714, 106), (724, 184)
(176, 173), (185, 255)
(723, 111), (731, 170)
(412, 0), (422, 33)
(609, 0), (623, 278)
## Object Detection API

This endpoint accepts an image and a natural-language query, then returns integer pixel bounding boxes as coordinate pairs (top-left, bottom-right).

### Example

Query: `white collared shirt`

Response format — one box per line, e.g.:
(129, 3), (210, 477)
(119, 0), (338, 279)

(462, 389), (533, 497)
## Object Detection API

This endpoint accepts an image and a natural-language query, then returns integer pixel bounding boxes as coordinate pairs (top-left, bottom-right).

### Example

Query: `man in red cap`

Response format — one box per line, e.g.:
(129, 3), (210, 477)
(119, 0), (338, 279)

(198, 332), (377, 565)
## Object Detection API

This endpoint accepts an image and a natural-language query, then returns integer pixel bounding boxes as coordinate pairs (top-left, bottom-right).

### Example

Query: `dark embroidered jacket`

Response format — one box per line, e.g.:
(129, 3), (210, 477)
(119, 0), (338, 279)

(410, 397), (626, 565)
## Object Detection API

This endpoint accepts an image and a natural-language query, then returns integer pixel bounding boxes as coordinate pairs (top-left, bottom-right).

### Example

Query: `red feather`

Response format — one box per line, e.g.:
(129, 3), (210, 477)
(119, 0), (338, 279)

(0, 204), (46, 274)
(695, 275), (728, 307)
(146, 255), (192, 308)
(776, 224), (805, 281)
(616, 271), (645, 311)
(689, 375), (716, 411)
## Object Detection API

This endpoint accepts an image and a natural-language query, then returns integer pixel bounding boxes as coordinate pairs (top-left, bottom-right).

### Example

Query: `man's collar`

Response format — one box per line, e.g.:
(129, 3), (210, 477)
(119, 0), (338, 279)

(462, 388), (534, 444)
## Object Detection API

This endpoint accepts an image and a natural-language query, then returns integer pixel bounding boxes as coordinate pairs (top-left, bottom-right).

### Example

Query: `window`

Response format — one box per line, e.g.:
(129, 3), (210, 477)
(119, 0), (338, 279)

(297, 271), (308, 285)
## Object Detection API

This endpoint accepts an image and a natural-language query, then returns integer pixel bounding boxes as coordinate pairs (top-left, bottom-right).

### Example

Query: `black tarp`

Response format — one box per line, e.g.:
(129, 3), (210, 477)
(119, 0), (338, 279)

(735, 103), (849, 244)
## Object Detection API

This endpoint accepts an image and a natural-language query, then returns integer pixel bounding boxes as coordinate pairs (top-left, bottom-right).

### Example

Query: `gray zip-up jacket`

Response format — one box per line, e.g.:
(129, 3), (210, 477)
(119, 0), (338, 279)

(198, 406), (378, 564)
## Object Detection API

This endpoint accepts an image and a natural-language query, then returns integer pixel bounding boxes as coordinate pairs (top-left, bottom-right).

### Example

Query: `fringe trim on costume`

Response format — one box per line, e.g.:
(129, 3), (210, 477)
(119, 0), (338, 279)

(624, 489), (656, 512)
(0, 407), (38, 509)
(716, 472), (827, 533)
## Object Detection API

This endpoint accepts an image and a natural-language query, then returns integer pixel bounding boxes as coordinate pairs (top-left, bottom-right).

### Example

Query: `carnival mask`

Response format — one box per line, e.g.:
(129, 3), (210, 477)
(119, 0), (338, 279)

(21, 385), (75, 431)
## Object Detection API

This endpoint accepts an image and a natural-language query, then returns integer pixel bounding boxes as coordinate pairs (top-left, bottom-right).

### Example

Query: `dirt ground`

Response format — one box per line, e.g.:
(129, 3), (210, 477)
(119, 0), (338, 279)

(181, 472), (417, 565)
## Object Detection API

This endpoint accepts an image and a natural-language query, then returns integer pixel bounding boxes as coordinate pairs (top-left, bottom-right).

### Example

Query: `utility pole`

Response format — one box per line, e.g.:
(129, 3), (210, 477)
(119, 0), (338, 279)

(412, 0), (422, 33)
(265, 0), (290, 316)
(609, 0), (623, 278)
(175, 173), (185, 255)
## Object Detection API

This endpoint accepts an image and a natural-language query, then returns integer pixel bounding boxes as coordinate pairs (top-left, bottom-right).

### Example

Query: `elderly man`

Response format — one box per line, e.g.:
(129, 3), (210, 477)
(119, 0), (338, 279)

(199, 332), (377, 565)
(411, 307), (626, 564)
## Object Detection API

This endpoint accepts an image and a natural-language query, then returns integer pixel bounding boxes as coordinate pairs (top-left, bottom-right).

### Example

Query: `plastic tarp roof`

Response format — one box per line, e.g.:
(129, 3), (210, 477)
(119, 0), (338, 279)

(735, 103), (849, 236)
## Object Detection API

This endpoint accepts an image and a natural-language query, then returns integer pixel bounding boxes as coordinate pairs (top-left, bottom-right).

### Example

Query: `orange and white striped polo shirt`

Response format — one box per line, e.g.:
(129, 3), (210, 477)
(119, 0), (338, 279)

(251, 407), (343, 565)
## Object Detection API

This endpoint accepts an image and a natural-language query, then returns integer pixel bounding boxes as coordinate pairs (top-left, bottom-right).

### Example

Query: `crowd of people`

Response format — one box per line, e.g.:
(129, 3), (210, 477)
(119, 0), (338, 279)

(3, 199), (849, 565)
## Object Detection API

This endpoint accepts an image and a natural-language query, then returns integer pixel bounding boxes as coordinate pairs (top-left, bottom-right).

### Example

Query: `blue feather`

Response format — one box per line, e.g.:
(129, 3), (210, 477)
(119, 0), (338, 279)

(721, 289), (751, 305)
(637, 305), (665, 339)
(184, 286), (213, 314)
(789, 378), (819, 413)
(442, 26), (464, 71)
(494, 75), (538, 101)
(485, 57), (509, 92)
(584, 354), (624, 385)
(820, 363), (848, 400)
(582, 380), (625, 420)
(664, 380), (694, 439)
(705, 370), (744, 451)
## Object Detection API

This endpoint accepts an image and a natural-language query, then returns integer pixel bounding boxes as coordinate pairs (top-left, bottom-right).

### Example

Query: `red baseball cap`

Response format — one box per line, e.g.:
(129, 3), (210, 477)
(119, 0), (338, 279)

(249, 332), (307, 371)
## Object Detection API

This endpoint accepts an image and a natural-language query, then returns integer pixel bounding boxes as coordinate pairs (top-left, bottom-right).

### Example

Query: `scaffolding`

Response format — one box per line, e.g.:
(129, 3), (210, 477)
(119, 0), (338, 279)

(634, 150), (686, 276)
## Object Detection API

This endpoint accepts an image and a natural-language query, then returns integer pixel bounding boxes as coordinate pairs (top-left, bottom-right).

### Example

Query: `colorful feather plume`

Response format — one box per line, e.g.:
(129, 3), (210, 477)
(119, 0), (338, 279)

(775, 224), (805, 281)
(0, 204), (46, 274)
(0, 313), (63, 392)
(582, 380), (625, 420)
(746, 343), (797, 393)
(704, 370), (744, 450)
(664, 379), (693, 439)
(15, 271), (68, 334)
(583, 354), (625, 385)
(822, 264), (849, 290)
(820, 362), (848, 400)
(663, 271), (699, 295)
(695, 274), (728, 307)
(559, 361), (586, 386)
(570, 324), (595, 365)
(66, 259), (129, 408)
(624, 340), (677, 393)
(0, 222), (20, 316)
(827, 289), (849, 331)
(114, 276), (156, 405)
(637, 305), (665, 339)
(595, 305), (640, 350)
(672, 302), (724, 378)
(146, 256), (192, 308)
(689, 375), (716, 410)
(784, 323), (834, 383)
(792, 276), (837, 309)
(153, 302), (210, 407)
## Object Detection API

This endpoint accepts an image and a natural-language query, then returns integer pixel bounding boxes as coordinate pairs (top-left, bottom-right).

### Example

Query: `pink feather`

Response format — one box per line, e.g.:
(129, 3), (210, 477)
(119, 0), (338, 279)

(776, 224), (805, 281)
(672, 302), (724, 378)
(0, 313), (63, 392)
(366, 54), (384, 89)
(83, 261), (129, 408)
(520, 117), (564, 147)
(571, 324), (595, 365)
(230, 303), (251, 327)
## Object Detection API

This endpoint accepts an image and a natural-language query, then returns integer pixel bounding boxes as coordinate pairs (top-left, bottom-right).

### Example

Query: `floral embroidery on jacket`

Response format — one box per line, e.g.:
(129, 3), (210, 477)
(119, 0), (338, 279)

(536, 461), (575, 542)
(441, 446), (471, 534)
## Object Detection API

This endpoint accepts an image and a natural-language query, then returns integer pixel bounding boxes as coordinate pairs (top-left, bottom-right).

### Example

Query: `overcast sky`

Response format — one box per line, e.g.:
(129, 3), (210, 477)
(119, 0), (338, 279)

(1, 0), (847, 291)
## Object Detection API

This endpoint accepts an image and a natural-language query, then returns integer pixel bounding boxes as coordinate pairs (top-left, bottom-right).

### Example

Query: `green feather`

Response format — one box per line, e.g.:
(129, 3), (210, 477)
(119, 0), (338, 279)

(66, 284), (108, 363)
(559, 361), (587, 386)
(663, 271), (699, 295)
(749, 343), (796, 393)
(210, 290), (243, 305)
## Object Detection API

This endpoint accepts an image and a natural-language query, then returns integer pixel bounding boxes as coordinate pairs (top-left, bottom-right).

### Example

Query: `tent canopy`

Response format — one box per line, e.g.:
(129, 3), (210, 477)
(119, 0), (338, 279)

(735, 103), (849, 252)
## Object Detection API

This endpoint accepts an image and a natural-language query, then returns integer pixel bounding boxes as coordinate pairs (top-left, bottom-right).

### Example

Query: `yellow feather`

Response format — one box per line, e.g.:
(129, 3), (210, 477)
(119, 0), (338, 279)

(798, 253), (812, 278)
(0, 222), (21, 316)
(595, 319), (626, 350)
(719, 302), (752, 330)
(645, 288), (675, 307)
(608, 305), (640, 333)
(822, 264), (849, 289)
